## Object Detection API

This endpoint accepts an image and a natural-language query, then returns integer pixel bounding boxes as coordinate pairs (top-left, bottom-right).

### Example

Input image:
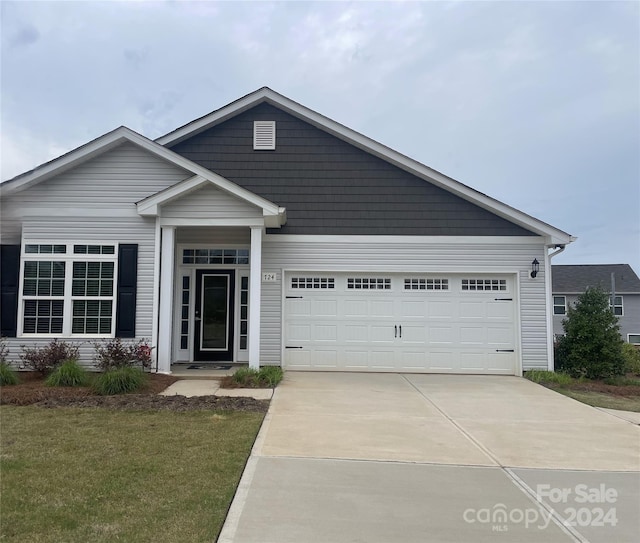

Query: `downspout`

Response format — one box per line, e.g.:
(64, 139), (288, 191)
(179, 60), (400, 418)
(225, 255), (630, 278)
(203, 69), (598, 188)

(545, 245), (566, 372)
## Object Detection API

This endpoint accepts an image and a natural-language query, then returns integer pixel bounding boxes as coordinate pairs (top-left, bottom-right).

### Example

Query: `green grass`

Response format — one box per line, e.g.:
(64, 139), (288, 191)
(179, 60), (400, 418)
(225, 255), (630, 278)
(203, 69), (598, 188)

(0, 362), (19, 386)
(93, 367), (147, 395)
(225, 366), (284, 388)
(553, 389), (640, 412)
(0, 406), (264, 542)
(524, 370), (573, 386)
(45, 359), (88, 387)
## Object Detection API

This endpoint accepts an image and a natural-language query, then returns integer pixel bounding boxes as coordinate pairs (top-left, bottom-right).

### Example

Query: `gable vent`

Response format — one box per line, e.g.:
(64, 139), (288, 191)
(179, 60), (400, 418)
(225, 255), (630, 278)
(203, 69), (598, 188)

(253, 121), (276, 150)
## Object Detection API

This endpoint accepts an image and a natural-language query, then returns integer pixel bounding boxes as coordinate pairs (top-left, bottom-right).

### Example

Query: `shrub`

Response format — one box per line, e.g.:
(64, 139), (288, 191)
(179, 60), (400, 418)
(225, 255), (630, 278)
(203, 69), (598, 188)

(45, 359), (89, 387)
(228, 366), (284, 388)
(94, 338), (152, 371)
(0, 336), (8, 364)
(555, 287), (625, 379)
(622, 343), (640, 375)
(20, 339), (80, 375)
(524, 370), (572, 386)
(93, 367), (147, 395)
(0, 362), (19, 386)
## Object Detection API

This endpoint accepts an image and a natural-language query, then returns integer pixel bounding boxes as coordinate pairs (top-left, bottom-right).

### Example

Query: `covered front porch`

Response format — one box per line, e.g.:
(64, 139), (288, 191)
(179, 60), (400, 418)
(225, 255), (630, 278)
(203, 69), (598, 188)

(135, 173), (286, 374)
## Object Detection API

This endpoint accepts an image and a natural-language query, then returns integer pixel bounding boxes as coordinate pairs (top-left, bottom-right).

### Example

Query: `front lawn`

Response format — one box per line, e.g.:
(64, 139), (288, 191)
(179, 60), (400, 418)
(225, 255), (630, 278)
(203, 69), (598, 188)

(0, 406), (264, 543)
(525, 370), (640, 412)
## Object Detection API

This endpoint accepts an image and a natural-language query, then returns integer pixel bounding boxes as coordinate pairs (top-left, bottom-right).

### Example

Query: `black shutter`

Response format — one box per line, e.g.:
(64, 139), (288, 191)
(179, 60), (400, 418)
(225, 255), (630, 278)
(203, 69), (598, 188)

(115, 244), (138, 338)
(1, 245), (20, 337)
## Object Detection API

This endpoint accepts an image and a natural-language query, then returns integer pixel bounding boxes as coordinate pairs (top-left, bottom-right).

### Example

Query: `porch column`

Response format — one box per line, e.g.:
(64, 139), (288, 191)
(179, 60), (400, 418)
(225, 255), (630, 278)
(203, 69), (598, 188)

(249, 226), (262, 369)
(157, 226), (175, 373)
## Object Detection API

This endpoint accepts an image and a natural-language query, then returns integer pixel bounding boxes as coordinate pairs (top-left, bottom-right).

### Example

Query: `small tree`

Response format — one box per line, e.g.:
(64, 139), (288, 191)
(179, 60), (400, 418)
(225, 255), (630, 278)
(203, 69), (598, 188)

(555, 287), (624, 379)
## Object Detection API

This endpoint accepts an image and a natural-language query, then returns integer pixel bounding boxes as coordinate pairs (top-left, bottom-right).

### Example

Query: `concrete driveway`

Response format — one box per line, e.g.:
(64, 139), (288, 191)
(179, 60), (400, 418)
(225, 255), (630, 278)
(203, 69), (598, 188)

(219, 373), (640, 543)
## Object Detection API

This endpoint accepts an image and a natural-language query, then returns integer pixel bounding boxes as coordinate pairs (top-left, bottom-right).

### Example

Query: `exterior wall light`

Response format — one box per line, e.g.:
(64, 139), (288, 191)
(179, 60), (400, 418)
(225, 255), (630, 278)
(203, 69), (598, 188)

(530, 258), (539, 278)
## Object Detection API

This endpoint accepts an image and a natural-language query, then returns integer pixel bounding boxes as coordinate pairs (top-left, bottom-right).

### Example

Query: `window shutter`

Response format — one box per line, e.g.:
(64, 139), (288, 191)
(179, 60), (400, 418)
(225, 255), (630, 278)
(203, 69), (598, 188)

(115, 244), (138, 338)
(0, 245), (20, 337)
(253, 121), (276, 150)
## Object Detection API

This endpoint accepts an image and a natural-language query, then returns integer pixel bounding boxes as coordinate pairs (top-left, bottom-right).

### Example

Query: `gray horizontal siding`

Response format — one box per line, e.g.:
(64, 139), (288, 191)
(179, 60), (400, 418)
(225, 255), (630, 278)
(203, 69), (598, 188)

(259, 238), (549, 371)
(162, 184), (262, 220)
(176, 227), (250, 245)
(1, 142), (191, 368)
(553, 293), (640, 342)
(170, 103), (537, 237)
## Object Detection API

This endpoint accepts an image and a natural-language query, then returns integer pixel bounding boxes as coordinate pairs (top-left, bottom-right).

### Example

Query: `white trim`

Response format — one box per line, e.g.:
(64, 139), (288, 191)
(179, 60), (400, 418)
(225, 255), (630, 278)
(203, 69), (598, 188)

(156, 88), (574, 244)
(17, 240), (118, 338)
(627, 333), (640, 345)
(609, 295), (624, 317)
(136, 173), (282, 219)
(544, 249), (554, 371)
(151, 218), (161, 370)
(157, 226), (175, 373)
(248, 227), (262, 369)
(552, 295), (567, 316)
(2, 127), (286, 227)
(264, 234), (548, 245)
(159, 218), (266, 228)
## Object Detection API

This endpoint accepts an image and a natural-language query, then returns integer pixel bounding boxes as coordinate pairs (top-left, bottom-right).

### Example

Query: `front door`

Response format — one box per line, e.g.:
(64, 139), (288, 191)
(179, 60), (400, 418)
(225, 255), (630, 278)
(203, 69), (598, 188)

(194, 270), (235, 361)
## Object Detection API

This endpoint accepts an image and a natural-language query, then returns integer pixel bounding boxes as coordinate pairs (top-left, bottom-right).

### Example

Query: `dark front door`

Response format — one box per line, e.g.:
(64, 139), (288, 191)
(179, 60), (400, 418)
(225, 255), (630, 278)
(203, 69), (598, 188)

(194, 270), (235, 361)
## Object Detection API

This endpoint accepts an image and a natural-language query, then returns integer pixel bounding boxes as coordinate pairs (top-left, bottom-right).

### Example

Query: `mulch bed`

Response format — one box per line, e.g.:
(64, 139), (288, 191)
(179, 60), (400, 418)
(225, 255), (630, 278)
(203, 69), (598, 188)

(0, 372), (269, 412)
(545, 380), (640, 398)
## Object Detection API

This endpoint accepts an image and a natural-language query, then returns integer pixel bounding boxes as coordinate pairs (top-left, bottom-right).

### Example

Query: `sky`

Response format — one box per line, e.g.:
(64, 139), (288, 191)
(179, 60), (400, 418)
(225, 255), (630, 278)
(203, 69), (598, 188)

(1, 1), (639, 271)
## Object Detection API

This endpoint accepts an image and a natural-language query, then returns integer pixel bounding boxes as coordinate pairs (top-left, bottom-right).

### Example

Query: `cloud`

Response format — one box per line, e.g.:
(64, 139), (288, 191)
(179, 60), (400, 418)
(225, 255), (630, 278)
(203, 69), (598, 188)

(8, 22), (40, 48)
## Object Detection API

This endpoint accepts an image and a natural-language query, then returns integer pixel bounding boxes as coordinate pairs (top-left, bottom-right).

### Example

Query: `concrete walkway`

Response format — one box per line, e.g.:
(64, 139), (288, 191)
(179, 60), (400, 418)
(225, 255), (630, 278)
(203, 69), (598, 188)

(219, 373), (640, 543)
(159, 379), (273, 400)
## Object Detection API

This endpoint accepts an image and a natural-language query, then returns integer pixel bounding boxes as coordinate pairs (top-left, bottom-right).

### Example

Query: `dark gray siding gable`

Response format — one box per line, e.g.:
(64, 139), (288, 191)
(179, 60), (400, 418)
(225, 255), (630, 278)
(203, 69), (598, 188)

(169, 103), (536, 236)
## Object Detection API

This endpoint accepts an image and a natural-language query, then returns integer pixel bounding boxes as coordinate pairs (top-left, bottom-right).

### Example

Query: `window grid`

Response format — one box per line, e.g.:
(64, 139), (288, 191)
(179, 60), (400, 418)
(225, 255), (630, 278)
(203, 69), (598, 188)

(610, 296), (623, 316)
(20, 242), (118, 337)
(23, 300), (64, 334)
(239, 276), (249, 350)
(553, 296), (566, 315)
(347, 278), (391, 290)
(180, 276), (190, 350)
(72, 300), (112, 334)
(291, 277), (335, 289)
(73, 244), (115, 255)
(25, 244), (66, 254)
(461, 279), (507, 291)
(404, 278), (449, 291)
(182, 248), (249, 265)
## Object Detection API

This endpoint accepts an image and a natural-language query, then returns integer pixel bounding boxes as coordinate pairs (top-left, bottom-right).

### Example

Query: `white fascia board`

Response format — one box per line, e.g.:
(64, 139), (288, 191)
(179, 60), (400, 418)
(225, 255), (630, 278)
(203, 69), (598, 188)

(137, 175), (209, 216)
(156, 88), (573, 244)
(1, 127), (132, 196)
(2, 125), (282, 219)
(263, 234), (548, 244)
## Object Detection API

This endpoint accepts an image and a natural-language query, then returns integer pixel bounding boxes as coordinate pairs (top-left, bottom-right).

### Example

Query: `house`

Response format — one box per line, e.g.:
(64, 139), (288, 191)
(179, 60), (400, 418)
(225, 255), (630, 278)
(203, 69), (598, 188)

(552, 264), (640, 345)
(0, 87), (575, 375)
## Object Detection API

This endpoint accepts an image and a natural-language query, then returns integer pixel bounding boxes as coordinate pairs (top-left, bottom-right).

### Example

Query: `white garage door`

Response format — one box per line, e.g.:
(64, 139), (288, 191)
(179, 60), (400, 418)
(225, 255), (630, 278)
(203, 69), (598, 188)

(284, 274), (517, 374)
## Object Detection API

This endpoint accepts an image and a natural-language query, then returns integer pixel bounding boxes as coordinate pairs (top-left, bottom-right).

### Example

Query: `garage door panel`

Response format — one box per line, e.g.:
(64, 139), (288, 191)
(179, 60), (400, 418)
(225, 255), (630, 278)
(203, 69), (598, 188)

(284, 273), (517, 374)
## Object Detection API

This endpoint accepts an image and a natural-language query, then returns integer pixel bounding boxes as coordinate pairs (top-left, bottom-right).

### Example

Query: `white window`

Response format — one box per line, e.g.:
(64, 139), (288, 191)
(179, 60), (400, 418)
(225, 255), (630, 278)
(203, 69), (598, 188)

(347, 278), (391, 290)
(610, 295), (623, 316)
(404, 278), (449, 291)
(253, 121), (276, 150)
(461, 279), (506, 291)
(291, 277), (335, 289)
(553, 296), (567, 315)
(628, 334), (640, 345)
(20, 242), (118, 337)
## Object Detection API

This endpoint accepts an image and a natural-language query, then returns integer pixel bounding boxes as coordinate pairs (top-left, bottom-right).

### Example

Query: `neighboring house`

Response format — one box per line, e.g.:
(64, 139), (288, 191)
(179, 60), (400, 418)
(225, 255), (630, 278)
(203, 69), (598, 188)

(552, 264), (640, 345)
(0, 87), (575, 375)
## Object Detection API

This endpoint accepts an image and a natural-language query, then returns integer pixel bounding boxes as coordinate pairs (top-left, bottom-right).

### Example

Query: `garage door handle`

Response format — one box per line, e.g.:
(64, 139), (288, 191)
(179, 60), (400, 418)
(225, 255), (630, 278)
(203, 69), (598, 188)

(496, 349), (514, 352)
(285, 346), (303, 349)
(286, 296), (304, 299)
(494, 298), (513, 301)
(395, 325), (397, 338)
(399, 325), (402, 338)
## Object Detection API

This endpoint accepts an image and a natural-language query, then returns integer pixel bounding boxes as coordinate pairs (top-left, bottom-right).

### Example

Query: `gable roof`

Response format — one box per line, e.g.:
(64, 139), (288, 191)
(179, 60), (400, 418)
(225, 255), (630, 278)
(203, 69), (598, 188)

(0, 126), (286, 227)
(552, 264), (640, 294)
(158, 87), (575, 245)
